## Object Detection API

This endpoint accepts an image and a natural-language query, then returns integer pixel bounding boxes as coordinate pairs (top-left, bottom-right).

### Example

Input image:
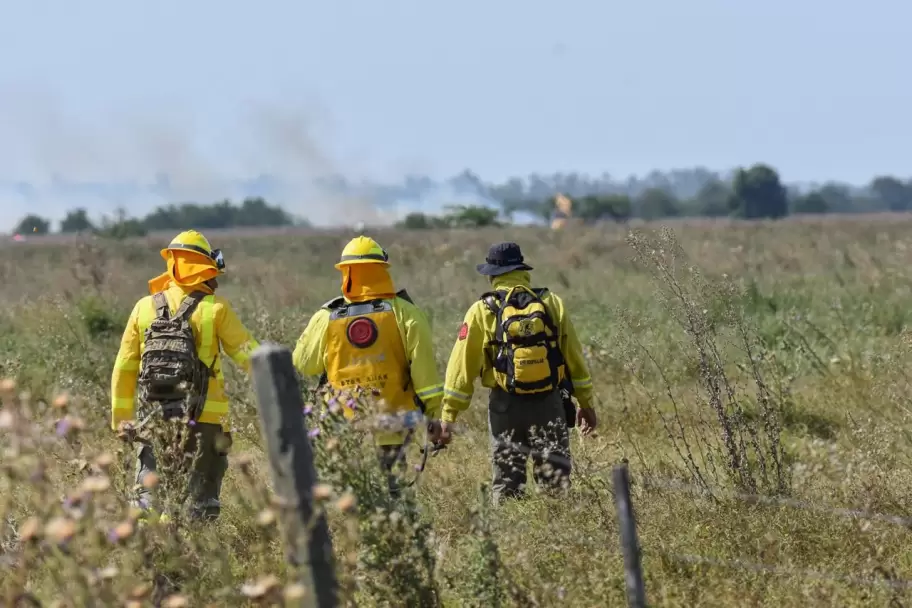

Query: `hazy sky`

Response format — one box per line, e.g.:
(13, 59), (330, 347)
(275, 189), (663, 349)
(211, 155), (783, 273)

(1, 0), (910, 230)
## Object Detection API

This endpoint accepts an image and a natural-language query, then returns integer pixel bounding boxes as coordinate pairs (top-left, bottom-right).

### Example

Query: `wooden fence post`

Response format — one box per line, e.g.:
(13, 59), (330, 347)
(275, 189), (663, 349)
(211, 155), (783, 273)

(251, 343), (338, 607)
(613, 463), (647, 608)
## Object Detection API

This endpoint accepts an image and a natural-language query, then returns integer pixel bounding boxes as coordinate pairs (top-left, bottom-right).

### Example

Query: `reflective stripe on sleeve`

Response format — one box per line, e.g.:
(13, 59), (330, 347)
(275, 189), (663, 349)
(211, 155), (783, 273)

(200, 297), (216, 365)
(112, 397), (135, 413)
(415, 384), (444, 400)
(444, 387), (471, 403)
(114, 359), (139, 371)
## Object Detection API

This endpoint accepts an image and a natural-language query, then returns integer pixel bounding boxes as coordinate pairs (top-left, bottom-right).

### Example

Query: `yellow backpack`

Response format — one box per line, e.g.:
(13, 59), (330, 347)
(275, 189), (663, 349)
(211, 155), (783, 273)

(481, 285), (567, 395)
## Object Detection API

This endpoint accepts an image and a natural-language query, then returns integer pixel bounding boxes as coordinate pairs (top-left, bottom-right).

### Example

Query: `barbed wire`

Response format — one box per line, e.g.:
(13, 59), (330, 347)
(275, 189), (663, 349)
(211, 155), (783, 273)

(321, 410), (912, 532)
(632, 475), (912, 594)
(313, 407), (912, 593)
(658, 551), (912, 591)
(640, 476), (912, 528)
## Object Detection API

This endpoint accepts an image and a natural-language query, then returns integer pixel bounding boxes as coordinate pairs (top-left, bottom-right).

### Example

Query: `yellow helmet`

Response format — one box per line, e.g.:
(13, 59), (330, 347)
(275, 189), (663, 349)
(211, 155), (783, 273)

(335, 235), (390, 269)
(160, 229), (226, 272)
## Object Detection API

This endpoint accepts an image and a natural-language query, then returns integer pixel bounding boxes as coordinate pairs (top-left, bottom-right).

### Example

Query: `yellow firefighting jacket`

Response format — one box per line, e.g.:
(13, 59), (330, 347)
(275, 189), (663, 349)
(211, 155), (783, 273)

(292, 291), (443, 446)
(441, 270), (594, 423)
(111, 283), (260, 431)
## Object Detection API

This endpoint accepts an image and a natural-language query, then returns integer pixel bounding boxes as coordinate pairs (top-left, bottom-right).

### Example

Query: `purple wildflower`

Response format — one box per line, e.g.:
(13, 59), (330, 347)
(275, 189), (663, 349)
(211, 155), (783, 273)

(346, 399), (357, 410)
(303, 405), (314, 415)
(187, 419), (196, 427)
(55, 418), (71, 437)
(308, 428), (320, 438)
(106, 528), (120, 543)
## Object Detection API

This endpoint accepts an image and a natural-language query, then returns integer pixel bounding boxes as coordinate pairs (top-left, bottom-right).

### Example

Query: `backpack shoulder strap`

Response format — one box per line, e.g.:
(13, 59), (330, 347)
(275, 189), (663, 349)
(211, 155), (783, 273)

(395, 288), (415, 304)
(530, 286), (561, 337)
(322, 296), (346, 310)
(480, 289), (512, 345)
(480, 289), (505, 315)
(152, 292), (171, 320)
(174, 290), (207, 321)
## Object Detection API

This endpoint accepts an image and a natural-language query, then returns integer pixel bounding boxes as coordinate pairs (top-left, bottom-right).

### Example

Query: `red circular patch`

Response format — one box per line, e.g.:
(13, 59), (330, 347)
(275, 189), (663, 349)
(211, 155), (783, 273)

(457, 322), (468, 340)
(346, 318), (378, 348)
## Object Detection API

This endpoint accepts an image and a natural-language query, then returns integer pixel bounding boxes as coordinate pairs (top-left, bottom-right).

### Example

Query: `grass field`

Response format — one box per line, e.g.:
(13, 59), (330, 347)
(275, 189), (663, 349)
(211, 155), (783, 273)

(3, 216), (912, 606)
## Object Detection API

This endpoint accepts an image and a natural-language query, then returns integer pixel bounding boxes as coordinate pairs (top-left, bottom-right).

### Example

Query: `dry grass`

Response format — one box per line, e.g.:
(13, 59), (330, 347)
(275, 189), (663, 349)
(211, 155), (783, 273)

(3, 217), (912, 606)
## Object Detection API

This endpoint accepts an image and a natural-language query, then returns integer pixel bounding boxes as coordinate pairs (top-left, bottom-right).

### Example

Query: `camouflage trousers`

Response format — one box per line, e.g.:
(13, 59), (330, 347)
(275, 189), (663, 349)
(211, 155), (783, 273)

(377, 443), (407, 499)
(133, 422), (232, 521)
(487, 387), (572, 503)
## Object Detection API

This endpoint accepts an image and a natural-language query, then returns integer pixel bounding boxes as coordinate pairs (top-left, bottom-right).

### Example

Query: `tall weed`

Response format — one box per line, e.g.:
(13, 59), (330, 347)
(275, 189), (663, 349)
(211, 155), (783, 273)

(624, 227), (792, 495)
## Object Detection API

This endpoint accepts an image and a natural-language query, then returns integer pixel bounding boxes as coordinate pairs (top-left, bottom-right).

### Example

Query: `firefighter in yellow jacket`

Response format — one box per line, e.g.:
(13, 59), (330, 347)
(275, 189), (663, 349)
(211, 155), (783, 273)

(439, 241), (598, 501)
(111, 230), (259, 520)
(292, 236), (444, 496)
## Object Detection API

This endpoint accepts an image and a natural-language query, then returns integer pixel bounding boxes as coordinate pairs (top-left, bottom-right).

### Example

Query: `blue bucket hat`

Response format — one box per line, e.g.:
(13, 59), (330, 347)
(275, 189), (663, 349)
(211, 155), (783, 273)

(476, 242), (534, 276)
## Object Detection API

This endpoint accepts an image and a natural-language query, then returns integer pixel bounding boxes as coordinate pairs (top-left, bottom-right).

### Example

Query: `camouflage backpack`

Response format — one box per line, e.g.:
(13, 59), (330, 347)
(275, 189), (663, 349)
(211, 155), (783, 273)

(137, 291), (213, 422)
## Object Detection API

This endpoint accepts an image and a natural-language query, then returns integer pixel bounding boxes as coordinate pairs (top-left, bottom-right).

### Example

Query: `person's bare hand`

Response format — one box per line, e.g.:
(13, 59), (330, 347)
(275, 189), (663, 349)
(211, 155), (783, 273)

(438, 421), (455, 446)
(576, 407), (597, 436)
(115, 420), (137, 442)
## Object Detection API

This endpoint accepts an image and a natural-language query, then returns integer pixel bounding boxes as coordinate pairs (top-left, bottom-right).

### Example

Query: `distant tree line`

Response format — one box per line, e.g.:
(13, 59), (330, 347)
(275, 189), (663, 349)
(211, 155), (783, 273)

(400, 164), (912, 227)
(499, 165), (912, 223)
(12, 197), (296, 238)
(10, 163), (912, 235)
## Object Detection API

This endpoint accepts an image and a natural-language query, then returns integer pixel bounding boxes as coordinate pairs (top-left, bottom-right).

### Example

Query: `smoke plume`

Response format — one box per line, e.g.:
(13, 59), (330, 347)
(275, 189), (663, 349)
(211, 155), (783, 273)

(0, 88), (399, 232)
